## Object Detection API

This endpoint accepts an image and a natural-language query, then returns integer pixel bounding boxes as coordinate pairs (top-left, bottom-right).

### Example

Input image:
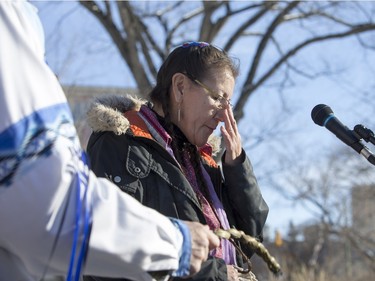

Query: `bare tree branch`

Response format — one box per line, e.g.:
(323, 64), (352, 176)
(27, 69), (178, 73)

(235, 21), (375, 120)
(223, 1), (277, 51)
(233, 0), (301, 120)
(79, 0), (152, 96)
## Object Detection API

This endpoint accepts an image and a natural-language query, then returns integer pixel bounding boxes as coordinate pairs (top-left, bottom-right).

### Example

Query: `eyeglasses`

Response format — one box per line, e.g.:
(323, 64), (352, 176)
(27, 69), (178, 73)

(184, 73), (232, 109)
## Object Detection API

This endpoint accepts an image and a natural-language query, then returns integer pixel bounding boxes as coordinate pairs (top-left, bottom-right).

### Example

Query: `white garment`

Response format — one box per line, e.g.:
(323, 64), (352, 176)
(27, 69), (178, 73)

(0, 1), (186, 280)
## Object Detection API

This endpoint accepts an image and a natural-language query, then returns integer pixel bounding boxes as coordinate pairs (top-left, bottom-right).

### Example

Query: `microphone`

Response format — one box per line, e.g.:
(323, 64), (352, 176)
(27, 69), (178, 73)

(311, 104), (375, 165)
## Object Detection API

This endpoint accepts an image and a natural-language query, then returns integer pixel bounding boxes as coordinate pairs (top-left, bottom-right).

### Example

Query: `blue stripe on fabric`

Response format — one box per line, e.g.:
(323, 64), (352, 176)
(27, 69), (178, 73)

(74, 152), (93, 279)
(0, 102), (74, 152)
(0, 102), (77, 186)
(169, 218), (191, 277)
(67, 150), (92, 281)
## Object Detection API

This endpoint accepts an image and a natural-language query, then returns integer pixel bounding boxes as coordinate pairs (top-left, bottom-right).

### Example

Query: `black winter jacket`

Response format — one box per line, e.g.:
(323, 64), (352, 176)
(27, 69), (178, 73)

(85, 95), (269, 281)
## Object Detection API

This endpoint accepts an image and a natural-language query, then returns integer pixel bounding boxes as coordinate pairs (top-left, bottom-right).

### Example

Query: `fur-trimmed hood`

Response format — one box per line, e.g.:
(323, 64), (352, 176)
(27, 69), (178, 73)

(86, 94), (222, 154)
(86, 94), (145, 135)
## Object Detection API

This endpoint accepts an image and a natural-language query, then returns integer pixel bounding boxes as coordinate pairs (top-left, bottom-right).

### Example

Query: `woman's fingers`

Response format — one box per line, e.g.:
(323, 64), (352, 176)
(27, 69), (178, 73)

(221, 107), (242, 164)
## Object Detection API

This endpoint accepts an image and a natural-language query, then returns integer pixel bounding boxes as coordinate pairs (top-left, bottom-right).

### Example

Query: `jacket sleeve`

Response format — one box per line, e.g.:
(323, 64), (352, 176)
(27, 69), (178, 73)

(221, 150), (269, 243)
(0, 159), (187, 280)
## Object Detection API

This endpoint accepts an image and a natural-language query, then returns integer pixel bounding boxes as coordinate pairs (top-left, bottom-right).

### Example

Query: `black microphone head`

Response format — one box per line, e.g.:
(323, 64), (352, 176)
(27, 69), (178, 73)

(311, 104), (333, 126)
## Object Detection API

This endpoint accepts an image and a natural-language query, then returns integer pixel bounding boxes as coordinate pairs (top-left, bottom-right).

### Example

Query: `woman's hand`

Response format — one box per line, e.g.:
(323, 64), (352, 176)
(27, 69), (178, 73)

(221, 106), (242, 165)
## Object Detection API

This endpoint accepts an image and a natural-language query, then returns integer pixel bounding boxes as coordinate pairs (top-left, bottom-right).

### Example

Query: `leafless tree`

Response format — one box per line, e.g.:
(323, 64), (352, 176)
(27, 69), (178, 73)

(77, 0), (375, 122)
(266, 145), (375, 279)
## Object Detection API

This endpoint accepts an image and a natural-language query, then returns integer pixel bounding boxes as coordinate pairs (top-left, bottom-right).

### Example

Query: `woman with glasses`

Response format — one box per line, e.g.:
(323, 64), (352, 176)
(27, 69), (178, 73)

(85, 42), (269, 281)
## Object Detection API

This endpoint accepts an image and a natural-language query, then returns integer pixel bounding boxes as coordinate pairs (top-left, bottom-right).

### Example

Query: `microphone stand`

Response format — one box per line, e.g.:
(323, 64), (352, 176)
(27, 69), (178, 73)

(354, 124), (375, 146)
(353, 124), (375, 166)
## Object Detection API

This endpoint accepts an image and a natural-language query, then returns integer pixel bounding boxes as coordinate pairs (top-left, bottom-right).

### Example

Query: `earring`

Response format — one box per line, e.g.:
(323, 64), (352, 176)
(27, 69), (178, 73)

(177, 90), (183, 122)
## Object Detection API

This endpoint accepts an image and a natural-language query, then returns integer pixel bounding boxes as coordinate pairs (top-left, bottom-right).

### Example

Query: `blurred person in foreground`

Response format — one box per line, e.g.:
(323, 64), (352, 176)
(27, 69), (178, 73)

(0, 1), (220, 280)
(86, 41), (269, 281)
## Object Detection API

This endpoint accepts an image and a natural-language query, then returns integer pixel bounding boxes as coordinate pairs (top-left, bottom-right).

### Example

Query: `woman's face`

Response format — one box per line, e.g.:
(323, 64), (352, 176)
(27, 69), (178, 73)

(177, 68), (235, 147)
